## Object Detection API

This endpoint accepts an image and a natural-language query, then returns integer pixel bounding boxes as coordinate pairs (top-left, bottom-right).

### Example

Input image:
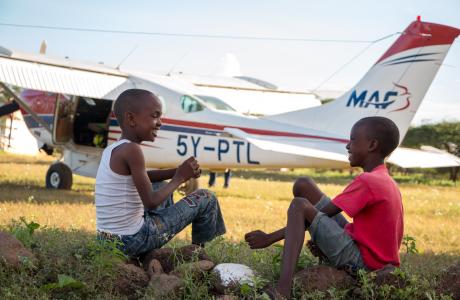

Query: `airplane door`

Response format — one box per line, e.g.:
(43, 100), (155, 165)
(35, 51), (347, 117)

(53, 94), (75, 144)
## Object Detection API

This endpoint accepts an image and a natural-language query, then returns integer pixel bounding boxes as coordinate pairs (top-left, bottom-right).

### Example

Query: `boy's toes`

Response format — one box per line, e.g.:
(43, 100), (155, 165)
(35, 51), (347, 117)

(262, 285), (288, 300)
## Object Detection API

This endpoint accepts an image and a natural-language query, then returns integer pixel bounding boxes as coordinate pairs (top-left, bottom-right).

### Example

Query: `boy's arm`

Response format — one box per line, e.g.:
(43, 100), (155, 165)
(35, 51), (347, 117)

(245, 202), (342, 249)
(147, 168), (177, 182)
(125, 144), (198, 209)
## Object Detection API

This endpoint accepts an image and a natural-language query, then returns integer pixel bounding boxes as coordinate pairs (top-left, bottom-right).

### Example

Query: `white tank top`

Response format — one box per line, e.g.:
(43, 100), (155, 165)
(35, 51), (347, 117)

(95, 139), (145, 235)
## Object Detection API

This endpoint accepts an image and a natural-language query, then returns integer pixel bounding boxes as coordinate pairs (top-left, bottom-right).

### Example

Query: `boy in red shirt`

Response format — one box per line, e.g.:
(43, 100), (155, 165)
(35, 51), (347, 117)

(245, 116), (403, 299)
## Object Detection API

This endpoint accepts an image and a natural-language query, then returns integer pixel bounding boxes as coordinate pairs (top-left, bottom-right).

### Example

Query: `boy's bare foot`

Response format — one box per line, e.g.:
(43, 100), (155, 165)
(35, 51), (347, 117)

(262, 285), (288, 300)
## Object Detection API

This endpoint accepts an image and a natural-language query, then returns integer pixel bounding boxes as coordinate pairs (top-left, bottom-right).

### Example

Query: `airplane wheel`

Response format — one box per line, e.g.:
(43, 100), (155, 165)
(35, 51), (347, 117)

(46, 162), (73, 190)
(178, 178), (199, 195)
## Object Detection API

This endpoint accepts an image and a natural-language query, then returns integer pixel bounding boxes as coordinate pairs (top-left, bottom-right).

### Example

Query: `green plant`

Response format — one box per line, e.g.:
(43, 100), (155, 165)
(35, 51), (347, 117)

(41, 274), (85, 291)
(239, 275), (270, 299)
(85, 238), (126, 279)
(402, 235), (419, 255)
(8, 217), (40, 247)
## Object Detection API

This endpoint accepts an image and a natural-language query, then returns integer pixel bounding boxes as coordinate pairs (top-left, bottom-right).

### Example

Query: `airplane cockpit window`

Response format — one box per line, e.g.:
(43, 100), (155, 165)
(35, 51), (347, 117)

(180, 95), (204, 113)
(196, 95), (236, 112)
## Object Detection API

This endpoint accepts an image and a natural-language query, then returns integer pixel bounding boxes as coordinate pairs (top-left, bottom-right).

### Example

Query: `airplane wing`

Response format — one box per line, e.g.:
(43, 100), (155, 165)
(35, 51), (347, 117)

(224, 127), (349, 162)
(388, 147), (460, 168)
(0, 46), (129, 98)
(224, 127), (460, 168)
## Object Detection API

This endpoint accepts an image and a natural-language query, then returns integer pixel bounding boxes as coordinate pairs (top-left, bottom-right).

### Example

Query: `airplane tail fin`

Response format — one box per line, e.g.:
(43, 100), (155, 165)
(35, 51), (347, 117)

(266, 20), (460, 142)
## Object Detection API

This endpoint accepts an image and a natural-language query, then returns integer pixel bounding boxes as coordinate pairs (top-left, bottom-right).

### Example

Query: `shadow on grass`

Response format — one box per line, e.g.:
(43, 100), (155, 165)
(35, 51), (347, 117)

(0, 182), (94, 204)
(231, 169), (355, 185)
(0, 160), (53, 166)
(401, 251), (460, 275)
(230, 169), (458, 187)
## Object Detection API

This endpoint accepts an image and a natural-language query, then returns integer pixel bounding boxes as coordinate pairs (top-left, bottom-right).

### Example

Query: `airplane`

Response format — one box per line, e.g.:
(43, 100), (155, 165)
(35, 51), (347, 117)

(0, 18), (459, 193)
(166, 52), (322, 116)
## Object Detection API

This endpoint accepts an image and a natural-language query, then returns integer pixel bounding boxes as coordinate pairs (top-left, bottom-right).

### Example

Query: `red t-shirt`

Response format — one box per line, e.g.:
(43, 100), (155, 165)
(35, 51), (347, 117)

(332, 164), (404, 270)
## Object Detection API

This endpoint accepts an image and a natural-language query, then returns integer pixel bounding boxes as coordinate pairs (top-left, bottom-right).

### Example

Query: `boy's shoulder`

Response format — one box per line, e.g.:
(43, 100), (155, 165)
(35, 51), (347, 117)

(352, 165), (398, 192)
(112, 142), (144, 161)
(111, 140), (142, 155)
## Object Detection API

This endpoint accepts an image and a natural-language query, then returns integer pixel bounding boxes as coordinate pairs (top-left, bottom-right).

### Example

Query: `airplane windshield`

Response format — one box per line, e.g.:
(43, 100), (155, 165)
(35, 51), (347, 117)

(180, 95), (204, 113)
(196, 95), (236, 112)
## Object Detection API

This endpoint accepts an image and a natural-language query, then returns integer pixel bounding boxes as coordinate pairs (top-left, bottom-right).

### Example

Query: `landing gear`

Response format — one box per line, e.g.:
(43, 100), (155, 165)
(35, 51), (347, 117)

(46, 162), (73, 190)
(178, 178), (199, 195)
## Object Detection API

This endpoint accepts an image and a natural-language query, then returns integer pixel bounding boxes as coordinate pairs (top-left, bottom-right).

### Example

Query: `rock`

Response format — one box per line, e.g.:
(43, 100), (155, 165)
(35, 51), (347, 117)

(141, 245), (211, 274)
(146, 259), (184, 297)
(171, 260), (215, 278)
(371, 264), (406, 288)
(177, 244), (212, 261)
(212, 263), (255, 293)
(437, 262), (460, 300)
(0, 231), (36, 268)
(114, 263), (149, 296)
(294, 265), (354, 292)
(141, 247), (175, 274)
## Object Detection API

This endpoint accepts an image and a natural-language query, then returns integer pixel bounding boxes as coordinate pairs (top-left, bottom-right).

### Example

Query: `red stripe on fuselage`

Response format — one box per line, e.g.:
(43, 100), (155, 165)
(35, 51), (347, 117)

(160, 118), (349, 143)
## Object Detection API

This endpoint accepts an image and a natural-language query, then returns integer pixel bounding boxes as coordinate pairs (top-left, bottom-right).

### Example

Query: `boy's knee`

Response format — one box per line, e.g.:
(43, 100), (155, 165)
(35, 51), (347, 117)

(195, 188), (216, 199)
(293, 176), (316, 197)
(191, 189), (218, 207)
(289, 197), (312, 212)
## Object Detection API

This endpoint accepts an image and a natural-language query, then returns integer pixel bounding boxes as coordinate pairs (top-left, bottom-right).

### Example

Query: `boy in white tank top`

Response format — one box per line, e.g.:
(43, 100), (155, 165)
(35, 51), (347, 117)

(95, 89), (225, 258)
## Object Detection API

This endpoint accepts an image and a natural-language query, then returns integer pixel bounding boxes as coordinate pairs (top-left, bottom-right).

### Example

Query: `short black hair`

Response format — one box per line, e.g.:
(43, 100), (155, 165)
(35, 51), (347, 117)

(113, 89), (158, 125)
(355, 116), (400, 157)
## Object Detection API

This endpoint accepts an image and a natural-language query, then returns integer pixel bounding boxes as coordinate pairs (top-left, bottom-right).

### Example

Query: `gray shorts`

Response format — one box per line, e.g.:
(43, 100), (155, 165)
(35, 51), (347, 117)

(309, 195), (367, 271)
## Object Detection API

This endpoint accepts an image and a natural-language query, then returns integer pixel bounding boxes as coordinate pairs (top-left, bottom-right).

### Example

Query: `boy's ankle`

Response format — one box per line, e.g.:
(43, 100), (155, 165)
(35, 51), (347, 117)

(275, 282), (291, 299)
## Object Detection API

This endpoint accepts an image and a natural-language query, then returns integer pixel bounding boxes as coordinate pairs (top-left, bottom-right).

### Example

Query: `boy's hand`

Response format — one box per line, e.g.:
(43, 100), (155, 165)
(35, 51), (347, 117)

(175, 157), (200, 183)
(245, 230), (272, 249)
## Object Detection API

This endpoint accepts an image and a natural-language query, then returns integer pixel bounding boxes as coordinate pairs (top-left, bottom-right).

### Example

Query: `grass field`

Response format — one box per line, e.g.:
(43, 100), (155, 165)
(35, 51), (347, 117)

(1, 152), (459, 299)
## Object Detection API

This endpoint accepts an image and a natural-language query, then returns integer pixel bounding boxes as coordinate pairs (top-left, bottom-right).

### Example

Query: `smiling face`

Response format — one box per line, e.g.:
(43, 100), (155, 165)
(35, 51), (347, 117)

(132, 94), (162, 142)
(346, 123), (372, 167)
(121, 93), (163, 143)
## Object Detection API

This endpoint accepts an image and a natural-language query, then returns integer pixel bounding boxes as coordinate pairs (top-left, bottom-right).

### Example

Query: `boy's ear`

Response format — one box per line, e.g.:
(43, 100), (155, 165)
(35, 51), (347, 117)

(125, 111), (136, 127)
(368, 138), (379, 153)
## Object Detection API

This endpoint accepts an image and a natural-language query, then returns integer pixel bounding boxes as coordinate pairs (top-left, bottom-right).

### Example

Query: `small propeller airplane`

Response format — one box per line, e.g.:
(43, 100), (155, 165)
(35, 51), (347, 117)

(0, 18), (459, 191)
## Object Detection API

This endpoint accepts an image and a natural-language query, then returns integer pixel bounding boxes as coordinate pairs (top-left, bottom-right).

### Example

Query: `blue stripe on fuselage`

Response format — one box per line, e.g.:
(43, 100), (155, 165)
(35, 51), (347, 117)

(23, 115), (54, 129)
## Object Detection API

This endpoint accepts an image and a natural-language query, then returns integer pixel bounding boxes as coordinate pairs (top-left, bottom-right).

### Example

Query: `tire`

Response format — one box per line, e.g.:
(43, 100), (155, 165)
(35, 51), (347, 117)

(45, 162), (73, 190)
(178, 178), (199, 195)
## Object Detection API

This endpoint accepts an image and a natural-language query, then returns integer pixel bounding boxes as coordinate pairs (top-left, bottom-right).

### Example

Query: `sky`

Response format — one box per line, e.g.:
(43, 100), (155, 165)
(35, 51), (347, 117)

(0, 0), (459, 125)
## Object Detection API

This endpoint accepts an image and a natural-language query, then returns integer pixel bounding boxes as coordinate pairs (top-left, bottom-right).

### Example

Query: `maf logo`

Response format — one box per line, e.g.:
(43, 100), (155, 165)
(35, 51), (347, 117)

(346, 83), (411, 112)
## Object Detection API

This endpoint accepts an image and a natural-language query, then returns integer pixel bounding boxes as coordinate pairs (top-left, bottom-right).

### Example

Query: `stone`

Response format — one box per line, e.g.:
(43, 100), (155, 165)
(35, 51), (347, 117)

(113, 263), (149, 296)
(212, 263), (255, 293)
(0, 231), (36, 268)
(293, 265), (354, 292)
(371, 264), (406, 288)
(141, 244), (211, 274)
(146, 259), (184, 298)
(171, 260), (215, 278)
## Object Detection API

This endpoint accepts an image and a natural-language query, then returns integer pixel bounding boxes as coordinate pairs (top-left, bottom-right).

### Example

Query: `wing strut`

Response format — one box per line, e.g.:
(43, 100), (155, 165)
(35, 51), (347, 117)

(0, 83), (53, 134)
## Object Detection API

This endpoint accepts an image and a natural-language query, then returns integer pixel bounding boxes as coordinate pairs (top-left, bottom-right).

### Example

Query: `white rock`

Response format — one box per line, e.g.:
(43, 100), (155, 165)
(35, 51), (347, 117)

(213, 263), (255, 287)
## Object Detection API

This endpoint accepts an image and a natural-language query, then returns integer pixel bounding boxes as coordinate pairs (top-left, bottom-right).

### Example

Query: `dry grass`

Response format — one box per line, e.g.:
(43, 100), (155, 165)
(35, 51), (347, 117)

(1, 152), (459, 255)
